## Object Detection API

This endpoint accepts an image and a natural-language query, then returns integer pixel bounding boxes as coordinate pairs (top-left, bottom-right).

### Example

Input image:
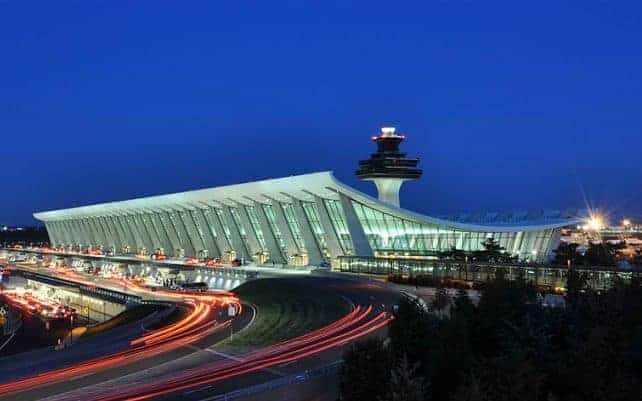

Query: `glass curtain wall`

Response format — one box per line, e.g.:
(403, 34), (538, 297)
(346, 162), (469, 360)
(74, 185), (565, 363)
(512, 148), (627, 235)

(229, 208), (253, 255)
(351, 200), (540, 258)
(301, 202), (329, 258)
(245, 206), (267, 250)
(262, 204), (288, 256)
(281, 203), (306, 254)
(323, 199), (355, 255)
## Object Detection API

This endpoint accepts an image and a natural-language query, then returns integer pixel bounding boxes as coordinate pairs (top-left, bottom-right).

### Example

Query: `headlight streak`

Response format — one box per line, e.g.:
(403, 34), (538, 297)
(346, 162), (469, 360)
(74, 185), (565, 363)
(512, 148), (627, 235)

(1, 265), (391, 401)
(64, 307), (393, 401)
(0, 279), (239, 396)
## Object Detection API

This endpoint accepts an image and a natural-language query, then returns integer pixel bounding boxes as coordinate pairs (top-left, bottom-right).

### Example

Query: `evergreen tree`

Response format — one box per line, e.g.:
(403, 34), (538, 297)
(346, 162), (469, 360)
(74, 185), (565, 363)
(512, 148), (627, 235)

(473, 237), (515, 263)
(339, 337), (392, 401)
(378, 355), (427, 401)
(583, 241), (625, 266)
(432, 286), (450, 317)
(552, 242), (581, 265)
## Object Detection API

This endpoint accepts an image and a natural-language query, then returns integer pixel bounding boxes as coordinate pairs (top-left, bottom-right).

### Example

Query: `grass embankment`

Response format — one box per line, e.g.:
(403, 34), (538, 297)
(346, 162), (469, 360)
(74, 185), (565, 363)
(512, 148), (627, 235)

(229, 278), (351, 346)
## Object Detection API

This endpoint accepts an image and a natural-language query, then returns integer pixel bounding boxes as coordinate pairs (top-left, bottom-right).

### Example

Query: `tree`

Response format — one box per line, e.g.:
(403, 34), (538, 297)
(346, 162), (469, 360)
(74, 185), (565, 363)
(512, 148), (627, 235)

(339, 337), (392, 401)
(565, 268), (587, 304)
(583, 241), (626, 266)
(432, 286), (450, 317)
(552, 242), (581, 266)
(452, 289), (475, 321)
(472, 237), (516, 263)
(441, 246), (467, 261)
(378, 355), (427, 401)
(481, 237), (503, 253)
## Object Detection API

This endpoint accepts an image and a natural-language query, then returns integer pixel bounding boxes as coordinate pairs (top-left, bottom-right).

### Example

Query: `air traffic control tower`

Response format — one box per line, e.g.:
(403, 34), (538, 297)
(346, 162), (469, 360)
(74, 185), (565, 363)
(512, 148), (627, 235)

(355, 127), (422, 207)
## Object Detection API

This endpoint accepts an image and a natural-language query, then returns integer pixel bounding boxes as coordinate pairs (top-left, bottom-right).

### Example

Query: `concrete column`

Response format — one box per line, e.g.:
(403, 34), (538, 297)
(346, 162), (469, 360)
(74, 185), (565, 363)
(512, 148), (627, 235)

(221, 207), (250, 260)
(255, 203), (286, 264)
(131, 214), (155, 253)
(108, 215), (130, 250)
(78, 219), (97, 247)
(169, 210), (197, 257)
(191, 208), (221, 258)
(137, 214), (159, 251)
(58, 221), (72, 245)
(157, 212), (183, 256)
(178, 210), (206, 256)
(339, 194), (373, 257)
(236, 205), (262, 256)
(203, 208), (232, 258)
(116, 215), (140, 250)
(544, 228), (561, 262)
(65, 220), (81, 245)
(70, 219), (89, 246)
(87, 218), (107, 248)
(314, 196), (344, 260)
(45, 221), (57, 246)
(112, 215), (136, 252)
(43, 222), (58, 246)
(99, 216), (122, 250)
(148, 212), (174, 254)
(292, 200), (323, 266)
(271, 202), (299, 258)
(122, 214), (145, 251)
(138, 213), (162, 251)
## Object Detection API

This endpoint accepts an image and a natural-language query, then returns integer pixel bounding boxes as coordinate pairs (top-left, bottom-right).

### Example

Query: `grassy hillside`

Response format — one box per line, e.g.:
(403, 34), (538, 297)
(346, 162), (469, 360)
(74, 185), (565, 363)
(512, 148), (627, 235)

(229, 277), (351, 346)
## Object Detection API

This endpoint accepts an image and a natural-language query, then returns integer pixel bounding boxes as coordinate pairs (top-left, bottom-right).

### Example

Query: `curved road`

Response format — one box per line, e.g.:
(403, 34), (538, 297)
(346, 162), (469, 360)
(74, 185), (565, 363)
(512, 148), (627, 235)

(0, 267), (400, 401)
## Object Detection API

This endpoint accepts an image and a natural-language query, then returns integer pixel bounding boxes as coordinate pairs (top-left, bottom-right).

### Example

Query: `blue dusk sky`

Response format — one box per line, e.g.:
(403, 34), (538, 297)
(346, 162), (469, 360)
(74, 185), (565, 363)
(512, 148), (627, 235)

(1, 2), (641, 225)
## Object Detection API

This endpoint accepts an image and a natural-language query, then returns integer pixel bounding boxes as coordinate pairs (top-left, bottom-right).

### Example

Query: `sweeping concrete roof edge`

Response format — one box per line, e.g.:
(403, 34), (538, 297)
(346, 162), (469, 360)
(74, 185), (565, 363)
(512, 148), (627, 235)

(33, 171), (581, 233)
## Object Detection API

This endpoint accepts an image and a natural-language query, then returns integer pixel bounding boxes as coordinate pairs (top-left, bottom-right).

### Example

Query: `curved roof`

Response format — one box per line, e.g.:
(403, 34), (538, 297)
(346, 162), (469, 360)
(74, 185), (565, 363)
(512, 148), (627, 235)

(33, 171), (581, 233)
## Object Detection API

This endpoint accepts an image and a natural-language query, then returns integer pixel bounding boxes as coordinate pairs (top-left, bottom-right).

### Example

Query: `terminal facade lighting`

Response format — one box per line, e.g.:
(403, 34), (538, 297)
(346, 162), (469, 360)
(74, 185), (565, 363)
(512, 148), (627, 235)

(33, 128), (579, 266)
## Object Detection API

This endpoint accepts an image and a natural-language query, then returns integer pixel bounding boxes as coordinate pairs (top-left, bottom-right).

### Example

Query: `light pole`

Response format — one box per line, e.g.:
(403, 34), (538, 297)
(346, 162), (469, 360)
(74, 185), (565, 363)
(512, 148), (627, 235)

(70, 315), (74, 346)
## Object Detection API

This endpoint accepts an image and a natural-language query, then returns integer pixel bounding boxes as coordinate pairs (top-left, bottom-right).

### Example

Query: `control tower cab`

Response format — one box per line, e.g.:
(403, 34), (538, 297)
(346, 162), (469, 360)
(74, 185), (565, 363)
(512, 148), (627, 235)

(355, 127), (422, 207)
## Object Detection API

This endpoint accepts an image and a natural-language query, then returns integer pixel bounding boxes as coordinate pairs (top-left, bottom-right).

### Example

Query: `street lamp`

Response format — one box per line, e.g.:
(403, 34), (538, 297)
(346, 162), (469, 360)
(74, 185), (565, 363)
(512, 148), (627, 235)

(70, 315), (74, 345)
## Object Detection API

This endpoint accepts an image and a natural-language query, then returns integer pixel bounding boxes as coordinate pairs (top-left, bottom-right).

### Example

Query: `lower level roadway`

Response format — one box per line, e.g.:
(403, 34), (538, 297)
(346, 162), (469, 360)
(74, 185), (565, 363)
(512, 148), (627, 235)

(0, 275), (400, 401)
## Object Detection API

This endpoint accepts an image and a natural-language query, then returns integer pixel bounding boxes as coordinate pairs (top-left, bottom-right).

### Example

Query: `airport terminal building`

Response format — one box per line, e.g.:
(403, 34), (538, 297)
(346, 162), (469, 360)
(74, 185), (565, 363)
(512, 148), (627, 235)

(33, 128), (579, 266)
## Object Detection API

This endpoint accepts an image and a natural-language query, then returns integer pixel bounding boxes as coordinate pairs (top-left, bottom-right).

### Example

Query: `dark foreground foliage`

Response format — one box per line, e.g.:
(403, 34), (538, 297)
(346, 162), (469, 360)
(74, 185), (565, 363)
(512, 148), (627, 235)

(339, 272), (642, 401)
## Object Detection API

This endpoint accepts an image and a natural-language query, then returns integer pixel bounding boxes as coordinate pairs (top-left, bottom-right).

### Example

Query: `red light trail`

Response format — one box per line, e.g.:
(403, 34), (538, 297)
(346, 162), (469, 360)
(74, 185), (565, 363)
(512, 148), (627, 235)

(0, 281), (240, 396)
(0, 266), (392, 401)
(55, 306), (393, 401)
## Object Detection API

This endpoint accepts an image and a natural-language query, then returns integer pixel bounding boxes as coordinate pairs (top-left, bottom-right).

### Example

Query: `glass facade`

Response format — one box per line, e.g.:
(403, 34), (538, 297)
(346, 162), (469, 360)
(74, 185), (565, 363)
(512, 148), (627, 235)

(245, 206), (267, 251)
(301, 202), (329, 258)
(262, 204), (287, 255)
(323, 199), (354, 255)
(351, 200), (554, 259)
(281, 203), (306, 254)
(229, 207), (252, 254)
(214, 208), (234, 247)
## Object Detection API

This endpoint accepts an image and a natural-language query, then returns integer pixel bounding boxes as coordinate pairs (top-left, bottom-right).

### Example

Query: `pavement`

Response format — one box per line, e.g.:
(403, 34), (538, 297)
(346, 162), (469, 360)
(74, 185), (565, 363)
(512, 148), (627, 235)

(0, 269), (402, 401)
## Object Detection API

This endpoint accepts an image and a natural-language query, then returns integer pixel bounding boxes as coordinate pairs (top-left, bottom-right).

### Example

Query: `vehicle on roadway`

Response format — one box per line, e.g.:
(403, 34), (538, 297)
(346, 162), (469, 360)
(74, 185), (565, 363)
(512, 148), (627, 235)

(173, 281), (209, 292)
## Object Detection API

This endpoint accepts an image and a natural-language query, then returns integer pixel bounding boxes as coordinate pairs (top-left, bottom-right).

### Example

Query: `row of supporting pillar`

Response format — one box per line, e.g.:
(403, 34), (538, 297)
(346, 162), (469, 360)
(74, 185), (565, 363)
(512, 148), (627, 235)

(42, 195), (374, 266)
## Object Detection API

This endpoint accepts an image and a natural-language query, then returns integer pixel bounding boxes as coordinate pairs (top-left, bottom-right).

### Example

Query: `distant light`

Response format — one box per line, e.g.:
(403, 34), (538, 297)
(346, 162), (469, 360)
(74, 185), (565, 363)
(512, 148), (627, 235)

(586, 214), (605, 231)
(622, 219), (631, 227)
